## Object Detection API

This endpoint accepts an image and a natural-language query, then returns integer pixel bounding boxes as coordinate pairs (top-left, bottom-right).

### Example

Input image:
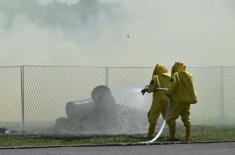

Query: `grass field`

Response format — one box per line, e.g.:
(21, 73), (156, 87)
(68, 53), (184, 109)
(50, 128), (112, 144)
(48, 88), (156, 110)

(0, 126), (235, 147)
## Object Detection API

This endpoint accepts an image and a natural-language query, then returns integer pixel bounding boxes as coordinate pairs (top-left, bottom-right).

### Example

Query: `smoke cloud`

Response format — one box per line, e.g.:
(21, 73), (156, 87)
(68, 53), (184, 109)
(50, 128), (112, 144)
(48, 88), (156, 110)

(0, 0), (235, 67)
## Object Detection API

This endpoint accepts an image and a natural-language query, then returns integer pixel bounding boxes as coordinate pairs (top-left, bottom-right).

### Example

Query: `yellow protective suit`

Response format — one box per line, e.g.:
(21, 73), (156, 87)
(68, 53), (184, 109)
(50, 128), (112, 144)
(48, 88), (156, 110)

(147, 64), (171, 138)
(166, 62), (197, 141)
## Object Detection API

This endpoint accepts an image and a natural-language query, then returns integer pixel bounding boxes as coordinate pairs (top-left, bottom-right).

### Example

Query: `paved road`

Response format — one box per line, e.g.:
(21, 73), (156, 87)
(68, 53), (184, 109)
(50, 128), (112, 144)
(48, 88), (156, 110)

(0, 142), (235, 155)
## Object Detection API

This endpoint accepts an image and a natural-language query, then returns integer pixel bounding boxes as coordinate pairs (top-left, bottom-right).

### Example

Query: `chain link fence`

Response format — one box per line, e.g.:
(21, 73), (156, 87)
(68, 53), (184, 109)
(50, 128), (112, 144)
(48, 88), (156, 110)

(0, 65), (234, 133)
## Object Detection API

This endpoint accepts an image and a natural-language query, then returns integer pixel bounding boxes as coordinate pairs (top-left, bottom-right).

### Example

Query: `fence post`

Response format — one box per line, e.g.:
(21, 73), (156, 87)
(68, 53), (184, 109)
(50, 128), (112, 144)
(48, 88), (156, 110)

(105, 67), (109, 87)
(20, 66), (25, 130)
(220, 66), (225, 121)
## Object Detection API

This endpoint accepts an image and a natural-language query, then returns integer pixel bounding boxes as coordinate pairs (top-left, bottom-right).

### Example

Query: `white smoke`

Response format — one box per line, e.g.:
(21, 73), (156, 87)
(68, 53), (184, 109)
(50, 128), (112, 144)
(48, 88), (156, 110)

(0, 0), (235, 67)
(38, 0), (118, 5)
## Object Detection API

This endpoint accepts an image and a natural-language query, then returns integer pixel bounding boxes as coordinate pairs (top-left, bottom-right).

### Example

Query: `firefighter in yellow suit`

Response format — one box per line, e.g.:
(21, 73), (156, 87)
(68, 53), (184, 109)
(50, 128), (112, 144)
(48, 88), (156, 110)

(166, 62), (197, 141)
(143, 64), (171, 138)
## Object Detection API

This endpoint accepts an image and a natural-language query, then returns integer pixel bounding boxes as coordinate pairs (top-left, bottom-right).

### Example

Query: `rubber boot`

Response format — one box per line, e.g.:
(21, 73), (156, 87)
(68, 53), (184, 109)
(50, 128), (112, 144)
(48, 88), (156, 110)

(185, 125), (191, 142)
(168, 124), (176, 140)
(147, 123), (156, 139)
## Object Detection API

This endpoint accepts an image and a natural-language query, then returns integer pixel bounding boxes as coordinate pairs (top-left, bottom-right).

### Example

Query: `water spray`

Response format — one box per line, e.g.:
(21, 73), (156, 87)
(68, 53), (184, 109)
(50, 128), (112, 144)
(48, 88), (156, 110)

(134, 88), (143, 93)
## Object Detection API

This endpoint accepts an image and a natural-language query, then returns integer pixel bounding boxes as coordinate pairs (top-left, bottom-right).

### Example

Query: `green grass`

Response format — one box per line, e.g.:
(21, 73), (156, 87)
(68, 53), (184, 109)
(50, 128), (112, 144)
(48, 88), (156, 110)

(0, 135), (145, 147)
(191, 126), (235, 141)
(0, 126), (235, 147)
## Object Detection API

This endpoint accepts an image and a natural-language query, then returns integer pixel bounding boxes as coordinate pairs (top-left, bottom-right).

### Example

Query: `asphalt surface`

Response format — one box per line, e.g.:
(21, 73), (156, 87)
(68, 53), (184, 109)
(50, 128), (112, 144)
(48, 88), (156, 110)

(0, 142), (235, 155)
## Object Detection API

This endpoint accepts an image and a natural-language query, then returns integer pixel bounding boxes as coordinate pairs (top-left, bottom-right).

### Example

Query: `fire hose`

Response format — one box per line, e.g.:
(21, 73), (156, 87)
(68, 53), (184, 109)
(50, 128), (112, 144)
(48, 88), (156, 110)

(140, 87), (171, 144)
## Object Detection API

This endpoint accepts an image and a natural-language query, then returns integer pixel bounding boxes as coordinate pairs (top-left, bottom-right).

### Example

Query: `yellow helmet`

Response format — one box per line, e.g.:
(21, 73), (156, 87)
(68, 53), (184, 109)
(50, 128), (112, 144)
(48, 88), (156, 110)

(171, 62), (186, 75)
(152, 64), (168, 77)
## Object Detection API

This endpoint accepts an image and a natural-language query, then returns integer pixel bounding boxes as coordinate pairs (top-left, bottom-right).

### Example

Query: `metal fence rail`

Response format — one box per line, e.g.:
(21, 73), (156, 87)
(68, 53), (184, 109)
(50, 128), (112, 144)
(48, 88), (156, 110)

(0, 65), (234, 131)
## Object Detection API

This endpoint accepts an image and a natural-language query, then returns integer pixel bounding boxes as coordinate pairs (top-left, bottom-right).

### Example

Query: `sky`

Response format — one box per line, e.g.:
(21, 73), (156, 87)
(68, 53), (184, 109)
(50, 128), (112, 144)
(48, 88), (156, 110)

(0, 0), (235, 67)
